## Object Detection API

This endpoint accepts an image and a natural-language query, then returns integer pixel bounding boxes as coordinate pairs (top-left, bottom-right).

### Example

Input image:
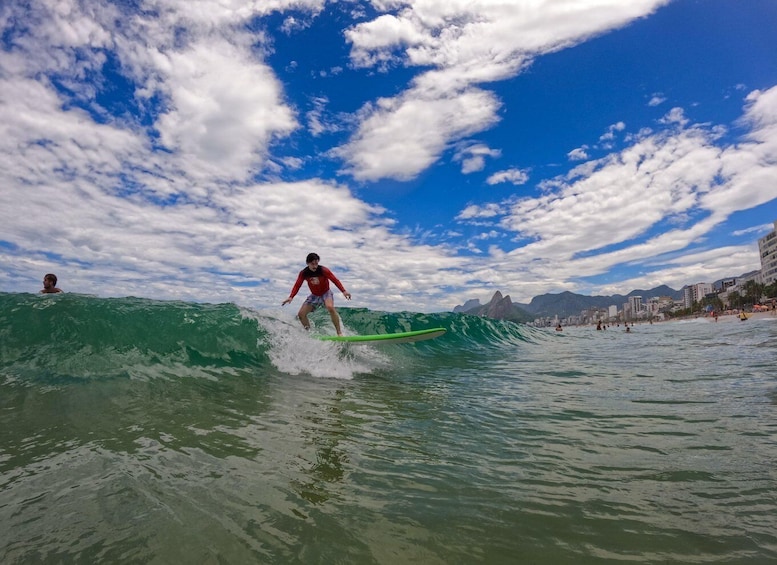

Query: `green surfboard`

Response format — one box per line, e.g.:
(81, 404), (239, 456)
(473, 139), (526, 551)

(316, 327), (446, 344)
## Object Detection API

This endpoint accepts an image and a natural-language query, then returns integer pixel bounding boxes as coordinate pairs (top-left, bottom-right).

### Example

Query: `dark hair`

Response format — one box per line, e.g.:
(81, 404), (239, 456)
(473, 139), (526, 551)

(306, 253), (320, 263)
(44, 273), (58, 285)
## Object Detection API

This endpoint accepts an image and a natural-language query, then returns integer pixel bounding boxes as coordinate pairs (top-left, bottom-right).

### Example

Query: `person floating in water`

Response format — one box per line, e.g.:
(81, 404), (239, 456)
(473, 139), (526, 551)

(282, 253), (351, 336)
(40, 273), (62, 294)
(555, 323), (562, 331)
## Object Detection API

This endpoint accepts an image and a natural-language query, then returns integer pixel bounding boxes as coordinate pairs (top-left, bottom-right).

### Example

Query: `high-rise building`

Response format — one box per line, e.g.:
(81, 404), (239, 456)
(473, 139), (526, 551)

(759, 220), (777, 284)
(683, 283), (714, 307)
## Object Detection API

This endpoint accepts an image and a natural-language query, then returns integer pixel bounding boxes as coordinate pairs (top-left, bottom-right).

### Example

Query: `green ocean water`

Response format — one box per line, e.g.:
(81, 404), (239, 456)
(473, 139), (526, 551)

(1, 292), (776, 564)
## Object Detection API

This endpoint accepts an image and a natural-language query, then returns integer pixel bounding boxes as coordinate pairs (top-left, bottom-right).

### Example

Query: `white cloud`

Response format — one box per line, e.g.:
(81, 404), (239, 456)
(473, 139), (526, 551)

(455, 143), (502, 174)
(567, 146), (589, 161)
(474, 230), (501, 240)
(154, 39), (298, 180)
(732, 224), (773, 237)
(335, 87), (501, 181)
(593, 245), (760, 295)
(349, 1), (670, 70)
(599, 121), (626, 142)
(346, 13), (430, 69)
(486, 168), (530, 186)
(140, 0), (326, 29)
(306, 96), (331, 136)
(456, 202), (505, 220)
(659, 107), (689, 126)
(648, 93), (666, 106)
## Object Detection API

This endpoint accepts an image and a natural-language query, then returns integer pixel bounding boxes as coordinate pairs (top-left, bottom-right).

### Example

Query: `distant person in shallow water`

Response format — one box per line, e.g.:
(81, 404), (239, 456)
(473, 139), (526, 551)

(555, 323), (562, 331)
(282, 252), (351, 336)
(40, 273), (62, 294)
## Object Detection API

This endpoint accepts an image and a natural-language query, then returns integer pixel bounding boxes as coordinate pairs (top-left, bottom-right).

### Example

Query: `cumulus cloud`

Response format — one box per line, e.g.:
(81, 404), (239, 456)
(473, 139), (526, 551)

(455, 143), (502, 174)
(596, 122), (626, 151)
(486, 168), (530, 186)
(457, 202), (505, 221)
(648, 93), (667, 106)
(567, 146), (590, 161)
(659, 107), (689, 126)
(593, 245), (760, 295)
(154, 39), (298, 180)
(335, 87), (501, 181)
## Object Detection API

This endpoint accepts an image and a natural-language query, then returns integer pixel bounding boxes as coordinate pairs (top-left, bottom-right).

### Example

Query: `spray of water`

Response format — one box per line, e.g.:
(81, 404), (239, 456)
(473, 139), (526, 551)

(245, 308), (393, 379)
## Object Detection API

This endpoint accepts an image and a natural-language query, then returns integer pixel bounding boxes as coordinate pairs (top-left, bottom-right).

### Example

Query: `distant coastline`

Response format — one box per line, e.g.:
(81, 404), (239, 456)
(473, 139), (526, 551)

(454, 281), (775, 326)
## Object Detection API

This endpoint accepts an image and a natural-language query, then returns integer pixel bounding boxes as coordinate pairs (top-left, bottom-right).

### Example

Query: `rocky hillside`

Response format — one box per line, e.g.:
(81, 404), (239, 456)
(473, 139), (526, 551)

(453, 291), (534, 323)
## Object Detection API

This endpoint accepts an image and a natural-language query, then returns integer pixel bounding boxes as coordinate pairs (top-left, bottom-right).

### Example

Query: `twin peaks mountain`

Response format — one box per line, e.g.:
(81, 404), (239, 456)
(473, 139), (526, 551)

(454, 286), (683, 321)
(452, 291), (534, 323)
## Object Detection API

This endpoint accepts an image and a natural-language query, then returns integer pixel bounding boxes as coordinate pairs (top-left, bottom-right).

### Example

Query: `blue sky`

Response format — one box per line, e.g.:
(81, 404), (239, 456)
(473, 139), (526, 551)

(1, 0), (776, 312)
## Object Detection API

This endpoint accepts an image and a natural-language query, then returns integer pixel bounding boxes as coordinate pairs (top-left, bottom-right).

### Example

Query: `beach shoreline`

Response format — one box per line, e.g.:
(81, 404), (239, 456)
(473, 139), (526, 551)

(666, 309), (777, 323)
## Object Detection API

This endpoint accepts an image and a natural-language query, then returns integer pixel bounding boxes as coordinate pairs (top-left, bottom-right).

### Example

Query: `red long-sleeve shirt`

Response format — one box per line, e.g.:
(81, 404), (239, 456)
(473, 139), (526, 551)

(289, 265), (346, 298)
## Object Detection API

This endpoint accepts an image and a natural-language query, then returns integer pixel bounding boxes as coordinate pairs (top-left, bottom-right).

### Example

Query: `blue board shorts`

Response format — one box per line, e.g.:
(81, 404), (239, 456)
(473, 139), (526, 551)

(303, 290), (334, 311)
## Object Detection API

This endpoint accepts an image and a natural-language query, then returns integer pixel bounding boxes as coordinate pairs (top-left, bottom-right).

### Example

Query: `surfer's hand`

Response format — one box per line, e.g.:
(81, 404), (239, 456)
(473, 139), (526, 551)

(344, 292), (351, 300)
(282, 297), (292, 306)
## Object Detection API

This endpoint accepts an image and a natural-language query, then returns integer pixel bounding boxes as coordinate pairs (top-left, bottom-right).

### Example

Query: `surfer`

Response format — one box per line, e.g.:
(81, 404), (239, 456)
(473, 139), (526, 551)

(40, 273), (62, 294)
(282, 253), (351, 336)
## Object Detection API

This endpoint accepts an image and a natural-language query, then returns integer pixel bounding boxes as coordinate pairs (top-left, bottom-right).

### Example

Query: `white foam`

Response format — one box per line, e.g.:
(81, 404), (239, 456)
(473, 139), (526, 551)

(248, 309), (392, 379)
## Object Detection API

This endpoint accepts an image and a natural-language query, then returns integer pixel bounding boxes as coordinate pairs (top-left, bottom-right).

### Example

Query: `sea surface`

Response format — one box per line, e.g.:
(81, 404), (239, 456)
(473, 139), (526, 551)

(1, 292), (776, 564)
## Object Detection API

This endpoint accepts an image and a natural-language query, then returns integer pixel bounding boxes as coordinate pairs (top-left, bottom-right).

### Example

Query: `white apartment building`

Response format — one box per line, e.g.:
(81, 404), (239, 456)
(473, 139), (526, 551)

(759, 219), (777, 284)
(683, 283), (714, 308)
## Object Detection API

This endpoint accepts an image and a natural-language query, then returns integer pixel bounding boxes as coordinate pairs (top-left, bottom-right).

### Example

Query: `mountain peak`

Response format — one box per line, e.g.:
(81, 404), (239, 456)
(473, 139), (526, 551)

(453, 290), (531, 323)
